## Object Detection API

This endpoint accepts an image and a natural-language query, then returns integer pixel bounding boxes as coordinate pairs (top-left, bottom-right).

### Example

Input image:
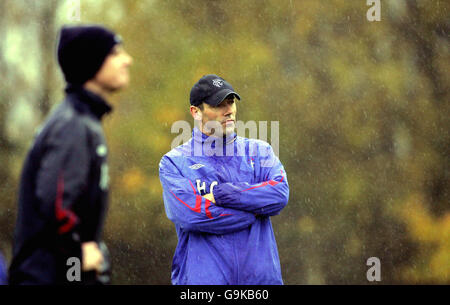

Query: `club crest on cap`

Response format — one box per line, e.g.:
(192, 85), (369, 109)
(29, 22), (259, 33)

(212, 79), (224, 87)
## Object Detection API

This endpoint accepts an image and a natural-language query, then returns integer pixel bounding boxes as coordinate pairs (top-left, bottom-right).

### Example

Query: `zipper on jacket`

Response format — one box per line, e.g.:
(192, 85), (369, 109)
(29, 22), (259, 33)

(220, 156), (232, 182)
(232, 233), (240, 284)
(218, 156), (240, 283)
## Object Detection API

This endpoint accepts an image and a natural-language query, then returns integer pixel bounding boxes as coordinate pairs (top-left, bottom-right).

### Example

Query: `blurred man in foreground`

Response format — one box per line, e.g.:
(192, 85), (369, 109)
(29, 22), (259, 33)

(9, 24), (132, 285)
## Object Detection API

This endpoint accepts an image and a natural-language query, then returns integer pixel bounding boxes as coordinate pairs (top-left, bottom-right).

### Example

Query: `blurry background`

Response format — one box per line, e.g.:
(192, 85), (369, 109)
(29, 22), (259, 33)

(0, 0), (448, 284)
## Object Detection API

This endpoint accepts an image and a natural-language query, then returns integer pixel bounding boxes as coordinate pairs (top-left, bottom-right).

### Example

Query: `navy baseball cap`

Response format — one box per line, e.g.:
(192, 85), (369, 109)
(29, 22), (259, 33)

(190, 74), (241, 107)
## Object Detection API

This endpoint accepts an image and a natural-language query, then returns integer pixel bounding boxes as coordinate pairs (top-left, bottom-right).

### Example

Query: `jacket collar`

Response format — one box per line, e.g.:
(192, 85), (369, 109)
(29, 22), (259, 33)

(65, 84), (112, 119)
(192, 127), (237, 146)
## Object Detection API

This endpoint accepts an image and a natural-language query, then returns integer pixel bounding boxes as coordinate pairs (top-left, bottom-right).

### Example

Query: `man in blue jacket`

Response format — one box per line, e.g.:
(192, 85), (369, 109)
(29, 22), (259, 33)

(159, 74), (289, 285)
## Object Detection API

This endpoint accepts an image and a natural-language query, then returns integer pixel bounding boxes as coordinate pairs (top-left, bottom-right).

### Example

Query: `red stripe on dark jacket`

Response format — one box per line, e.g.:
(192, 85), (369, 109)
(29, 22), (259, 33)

(55, 174), (78, 234)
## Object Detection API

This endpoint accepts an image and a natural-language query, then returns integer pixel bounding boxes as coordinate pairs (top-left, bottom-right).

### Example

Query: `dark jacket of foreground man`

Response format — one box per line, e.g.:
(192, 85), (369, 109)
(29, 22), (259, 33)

(9, 85), (112, 285)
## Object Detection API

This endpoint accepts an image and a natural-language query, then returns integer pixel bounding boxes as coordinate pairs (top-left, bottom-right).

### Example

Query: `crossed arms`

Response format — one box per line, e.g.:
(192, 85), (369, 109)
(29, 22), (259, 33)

(159, 144), (289, 235)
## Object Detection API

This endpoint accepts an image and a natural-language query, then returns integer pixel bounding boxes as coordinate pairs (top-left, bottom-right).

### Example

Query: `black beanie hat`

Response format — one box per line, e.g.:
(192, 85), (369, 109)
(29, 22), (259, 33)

(57, 25), (122, 85)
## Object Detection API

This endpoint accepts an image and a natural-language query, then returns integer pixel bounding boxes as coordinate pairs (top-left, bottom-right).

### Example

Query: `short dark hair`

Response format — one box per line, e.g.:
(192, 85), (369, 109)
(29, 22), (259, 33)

(195, 96), (236, 111)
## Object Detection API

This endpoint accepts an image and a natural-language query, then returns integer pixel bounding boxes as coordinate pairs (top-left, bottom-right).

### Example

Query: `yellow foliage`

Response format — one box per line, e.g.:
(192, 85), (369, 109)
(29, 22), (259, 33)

(154, 107), (184, 125)
(121, 168), (147, 195)
(149, 175), (163, 197)
(148, 133), (172, 154)
(340, 170), (364, 206)
(297, 216), (315, 234)
(193, 66), (214, 83)
(399, 193), (450, 283)
(344, 235), (362, 257)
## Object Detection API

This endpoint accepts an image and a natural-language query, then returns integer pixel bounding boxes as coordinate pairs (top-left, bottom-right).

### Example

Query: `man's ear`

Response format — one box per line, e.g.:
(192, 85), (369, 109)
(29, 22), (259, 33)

(190, 106), (202, 120)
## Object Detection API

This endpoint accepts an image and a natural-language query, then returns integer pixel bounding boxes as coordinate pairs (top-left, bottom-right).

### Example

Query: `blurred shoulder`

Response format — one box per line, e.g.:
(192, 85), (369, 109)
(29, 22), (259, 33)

(38, 100), (87, 140)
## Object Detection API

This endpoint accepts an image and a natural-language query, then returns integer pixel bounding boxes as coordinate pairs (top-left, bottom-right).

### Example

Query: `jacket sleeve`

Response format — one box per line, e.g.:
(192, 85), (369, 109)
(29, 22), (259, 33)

(35, 117), (90, 239)
(213, 143), (289, 216)
(159, 155), (257, 235)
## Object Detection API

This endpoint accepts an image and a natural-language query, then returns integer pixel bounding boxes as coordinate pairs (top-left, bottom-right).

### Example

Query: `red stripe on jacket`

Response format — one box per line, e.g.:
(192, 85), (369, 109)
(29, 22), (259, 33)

(55, 174), (78, 234)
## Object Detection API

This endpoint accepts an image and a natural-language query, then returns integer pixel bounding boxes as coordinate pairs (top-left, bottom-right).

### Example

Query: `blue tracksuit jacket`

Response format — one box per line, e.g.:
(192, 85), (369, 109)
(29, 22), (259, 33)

(159, 128), (289, 285)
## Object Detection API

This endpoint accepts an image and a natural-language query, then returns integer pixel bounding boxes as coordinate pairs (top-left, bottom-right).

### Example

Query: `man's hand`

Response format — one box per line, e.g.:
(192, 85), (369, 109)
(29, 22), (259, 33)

(203, 193), (215, 204)
(81, 241), (104, 272)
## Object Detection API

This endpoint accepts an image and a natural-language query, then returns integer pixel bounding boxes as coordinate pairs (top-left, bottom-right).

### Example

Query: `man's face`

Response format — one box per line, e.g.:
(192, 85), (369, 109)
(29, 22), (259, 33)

(92, 45), (133, 92)
(197, 96), (237, 136)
